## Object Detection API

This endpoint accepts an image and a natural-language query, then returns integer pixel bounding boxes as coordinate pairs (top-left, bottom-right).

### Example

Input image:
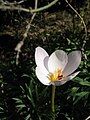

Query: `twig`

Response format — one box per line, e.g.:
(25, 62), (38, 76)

(65, 0), (87, 37)
(85, 116), (90, 120)
(0, 0), (59, 13)
(31, 0), (59, 13)
(17, 0), (27, 4)
(0, 5), (30, 12)
(0, 0), (27, 5)
(15, 0), (38, 65)
(65, 0), (88, 59)
(0, 0), (59, 65)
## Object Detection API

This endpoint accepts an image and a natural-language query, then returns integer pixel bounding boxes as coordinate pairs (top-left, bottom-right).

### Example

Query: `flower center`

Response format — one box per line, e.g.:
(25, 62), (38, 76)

(48, 69), (63, 82)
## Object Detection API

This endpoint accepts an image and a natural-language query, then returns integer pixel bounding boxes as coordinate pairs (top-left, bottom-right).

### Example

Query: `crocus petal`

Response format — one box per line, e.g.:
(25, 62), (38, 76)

(65, 71), (80, 81)
(53, 80), (67, 86)
(53, 71), (80, 86)
(48, 50), (68, 73)
(36, 67), (50, 85)
(43, 56), (49, 71)
(63, 51), (81, 76)
(35, 47), (49, 74)
(64, 71), (80, 81)
(35, 47), (49, 66)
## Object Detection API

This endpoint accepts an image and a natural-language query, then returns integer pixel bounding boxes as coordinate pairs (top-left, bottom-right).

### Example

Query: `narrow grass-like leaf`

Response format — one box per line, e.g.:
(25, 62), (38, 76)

(74, 91), (89, 104)
(25, 114), (31, 120)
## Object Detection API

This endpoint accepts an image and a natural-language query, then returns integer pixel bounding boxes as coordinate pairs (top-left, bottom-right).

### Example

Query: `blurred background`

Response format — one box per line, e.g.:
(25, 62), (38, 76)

(0, 0), (90, 120)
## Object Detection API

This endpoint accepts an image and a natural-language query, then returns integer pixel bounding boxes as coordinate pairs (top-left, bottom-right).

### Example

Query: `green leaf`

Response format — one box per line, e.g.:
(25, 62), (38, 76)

(0, 107), (3, 110)
(73, 77), (90, 86)
(13, 98), (23, 104)
(74, 91), (89, 104)
(25, 84), (35, 108)
(16, 104), (26, 108)
(79, 81), (90, 86)
(25, 114), (31, 120)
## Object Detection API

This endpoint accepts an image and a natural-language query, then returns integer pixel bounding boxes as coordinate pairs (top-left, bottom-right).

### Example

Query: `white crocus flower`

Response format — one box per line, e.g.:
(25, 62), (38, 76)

(35, 47), (81, 86)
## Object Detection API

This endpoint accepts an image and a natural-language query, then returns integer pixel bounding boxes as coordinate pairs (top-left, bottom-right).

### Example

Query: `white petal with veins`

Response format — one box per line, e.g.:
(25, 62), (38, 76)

(63, 51), (81, 76)
(35, 47), (49, 74)
(35, 47), (49, 67)
(53, 80), (67, 86)
(65, 71), (80, 81)
(36, 67), (50, 85)
(48, 50), (68, 73)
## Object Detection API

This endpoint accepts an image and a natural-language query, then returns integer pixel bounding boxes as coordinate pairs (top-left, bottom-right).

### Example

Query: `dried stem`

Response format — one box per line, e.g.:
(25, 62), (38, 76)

(65, 0), (88, 59)
(0, 0), (59, 13)
(65, 0), (87, 37)
(15, 0), (38, 65)
(85, 116), (90, 120)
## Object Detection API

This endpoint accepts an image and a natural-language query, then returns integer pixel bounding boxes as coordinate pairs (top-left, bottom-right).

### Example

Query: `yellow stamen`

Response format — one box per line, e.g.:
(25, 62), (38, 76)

(48, 69), (63, 82)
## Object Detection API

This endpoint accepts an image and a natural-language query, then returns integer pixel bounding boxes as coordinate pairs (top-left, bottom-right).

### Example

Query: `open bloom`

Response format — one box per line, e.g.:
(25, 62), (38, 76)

(35, 47), (81, 86)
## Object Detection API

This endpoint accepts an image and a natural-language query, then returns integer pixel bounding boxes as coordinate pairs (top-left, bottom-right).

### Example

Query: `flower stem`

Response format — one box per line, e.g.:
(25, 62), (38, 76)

(51, 85), (56, 120)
